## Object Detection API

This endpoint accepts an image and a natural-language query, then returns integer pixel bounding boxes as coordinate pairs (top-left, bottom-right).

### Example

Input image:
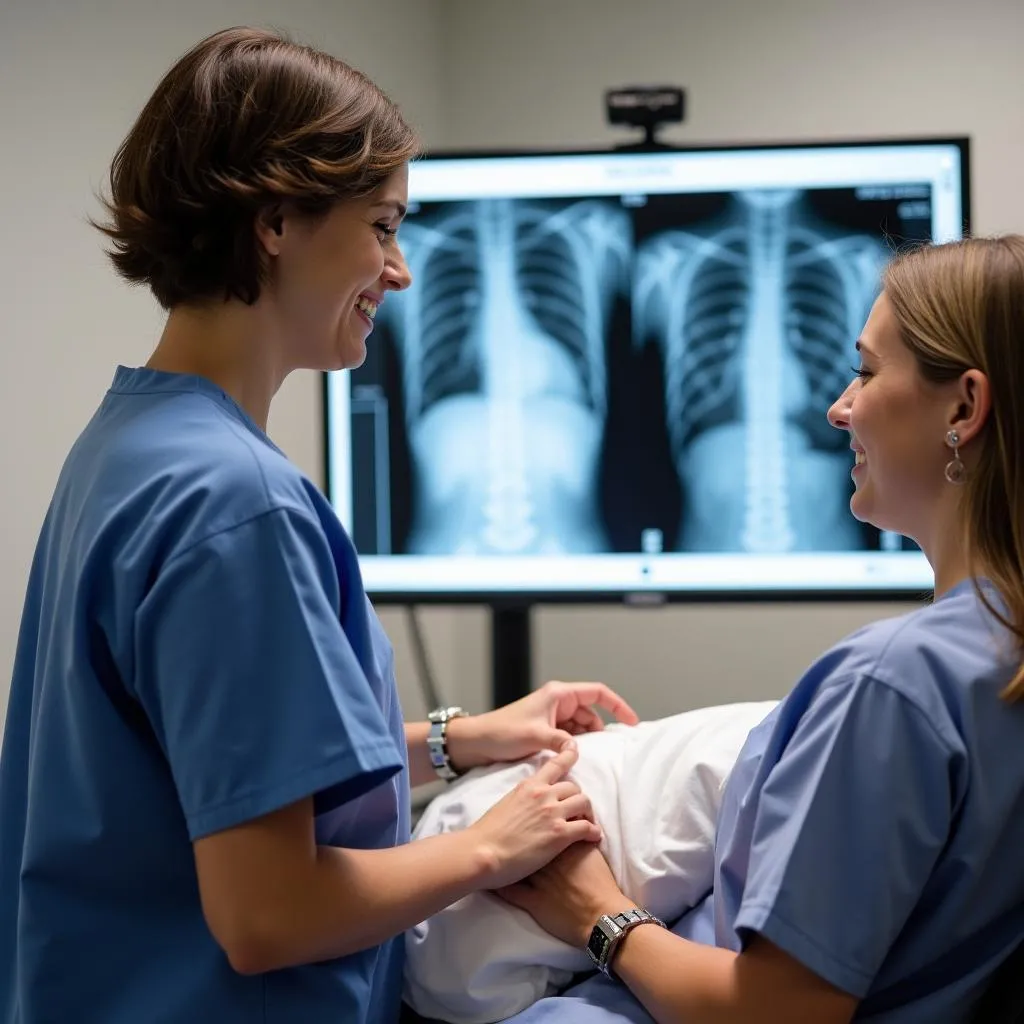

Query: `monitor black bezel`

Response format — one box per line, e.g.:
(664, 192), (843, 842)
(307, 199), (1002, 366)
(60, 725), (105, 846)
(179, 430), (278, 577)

(321, 134), (971, 606)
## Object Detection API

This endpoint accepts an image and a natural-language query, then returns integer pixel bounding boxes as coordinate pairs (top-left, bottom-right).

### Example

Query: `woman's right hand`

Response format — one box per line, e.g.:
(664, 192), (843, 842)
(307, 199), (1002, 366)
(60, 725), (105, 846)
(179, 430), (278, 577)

(467, 744), (602, 891)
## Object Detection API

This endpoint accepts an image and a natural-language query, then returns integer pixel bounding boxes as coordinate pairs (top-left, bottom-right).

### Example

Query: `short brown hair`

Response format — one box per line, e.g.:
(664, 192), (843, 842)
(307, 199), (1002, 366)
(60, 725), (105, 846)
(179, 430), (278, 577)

(94, 27), (420, 309)
(883, 236), (1024, 700)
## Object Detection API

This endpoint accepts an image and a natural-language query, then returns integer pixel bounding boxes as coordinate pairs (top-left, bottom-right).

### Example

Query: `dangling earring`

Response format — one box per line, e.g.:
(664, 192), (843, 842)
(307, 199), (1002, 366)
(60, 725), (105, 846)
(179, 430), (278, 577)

(944, 428), (966, 485)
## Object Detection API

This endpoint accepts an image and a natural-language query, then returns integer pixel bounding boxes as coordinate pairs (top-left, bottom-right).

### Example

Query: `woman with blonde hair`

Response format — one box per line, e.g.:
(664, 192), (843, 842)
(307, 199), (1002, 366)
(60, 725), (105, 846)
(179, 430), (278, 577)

(502, 236), (1024, 1024)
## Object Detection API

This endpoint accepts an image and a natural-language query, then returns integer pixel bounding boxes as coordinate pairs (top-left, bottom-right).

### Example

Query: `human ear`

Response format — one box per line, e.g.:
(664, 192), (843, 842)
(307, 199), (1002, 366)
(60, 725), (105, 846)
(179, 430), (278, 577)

(254, 204), (286, 257)
(948, 369), (991, 446)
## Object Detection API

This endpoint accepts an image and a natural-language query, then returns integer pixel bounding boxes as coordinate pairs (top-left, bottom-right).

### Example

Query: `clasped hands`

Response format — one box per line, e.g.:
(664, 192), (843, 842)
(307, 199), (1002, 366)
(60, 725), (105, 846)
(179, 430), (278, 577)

(447, 680), (640, 947)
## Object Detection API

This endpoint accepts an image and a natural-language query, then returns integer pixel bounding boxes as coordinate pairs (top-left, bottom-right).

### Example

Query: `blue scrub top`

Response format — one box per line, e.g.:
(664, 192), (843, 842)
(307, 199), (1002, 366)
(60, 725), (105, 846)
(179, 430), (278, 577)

(0, 367), (410, 1024)
(510, 580), (1024, 1022)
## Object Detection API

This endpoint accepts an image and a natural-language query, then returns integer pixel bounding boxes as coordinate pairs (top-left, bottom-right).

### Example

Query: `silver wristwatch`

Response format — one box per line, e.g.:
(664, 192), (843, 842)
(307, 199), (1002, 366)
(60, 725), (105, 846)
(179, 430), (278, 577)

(426, 706), (468, 781)
(586, 907), (666, 978)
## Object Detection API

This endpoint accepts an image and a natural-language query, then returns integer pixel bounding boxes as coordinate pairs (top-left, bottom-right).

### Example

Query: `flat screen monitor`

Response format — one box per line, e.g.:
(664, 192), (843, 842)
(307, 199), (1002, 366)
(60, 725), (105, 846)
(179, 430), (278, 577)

(323, 138), (969, 602)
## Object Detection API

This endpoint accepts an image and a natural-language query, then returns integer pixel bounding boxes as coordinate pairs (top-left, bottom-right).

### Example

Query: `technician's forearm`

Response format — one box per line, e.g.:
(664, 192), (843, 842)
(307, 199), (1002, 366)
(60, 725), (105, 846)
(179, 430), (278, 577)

(405, 717), (486, 789)
(405, 721), (438, 788)
(230, 828), (492, 973)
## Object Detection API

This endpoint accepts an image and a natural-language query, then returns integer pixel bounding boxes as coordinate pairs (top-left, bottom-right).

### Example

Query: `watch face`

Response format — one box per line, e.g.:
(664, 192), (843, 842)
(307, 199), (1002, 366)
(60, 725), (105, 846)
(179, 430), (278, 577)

(587, 927), (610, 963)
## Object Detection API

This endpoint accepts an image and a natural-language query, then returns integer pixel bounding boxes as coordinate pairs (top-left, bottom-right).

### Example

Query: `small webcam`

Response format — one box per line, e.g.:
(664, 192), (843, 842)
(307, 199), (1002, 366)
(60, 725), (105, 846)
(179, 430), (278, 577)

(605, 86), (685, 148)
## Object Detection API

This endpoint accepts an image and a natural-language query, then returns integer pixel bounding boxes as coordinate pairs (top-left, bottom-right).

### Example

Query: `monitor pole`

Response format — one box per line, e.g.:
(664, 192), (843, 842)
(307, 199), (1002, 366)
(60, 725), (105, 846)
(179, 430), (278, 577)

(490, 604), (533, 708)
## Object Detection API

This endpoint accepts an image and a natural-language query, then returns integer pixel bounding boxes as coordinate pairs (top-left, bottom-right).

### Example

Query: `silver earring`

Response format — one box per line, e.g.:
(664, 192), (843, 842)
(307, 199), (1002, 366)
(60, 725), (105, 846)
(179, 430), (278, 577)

(944, 428), (966, 485)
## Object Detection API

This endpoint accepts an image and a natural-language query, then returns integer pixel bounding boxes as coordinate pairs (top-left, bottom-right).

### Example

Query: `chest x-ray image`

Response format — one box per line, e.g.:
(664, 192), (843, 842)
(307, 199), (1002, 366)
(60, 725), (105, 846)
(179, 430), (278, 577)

(354, 182), (927, 560)
(376, 197), (632, 556)
(633, 189), (888, 554)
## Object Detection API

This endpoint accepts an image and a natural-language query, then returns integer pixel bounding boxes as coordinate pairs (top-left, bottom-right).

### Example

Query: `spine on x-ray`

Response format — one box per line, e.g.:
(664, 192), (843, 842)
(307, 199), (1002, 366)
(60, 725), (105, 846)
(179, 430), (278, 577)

(740, 200), (795, 552)
(480, 201), (537, 553)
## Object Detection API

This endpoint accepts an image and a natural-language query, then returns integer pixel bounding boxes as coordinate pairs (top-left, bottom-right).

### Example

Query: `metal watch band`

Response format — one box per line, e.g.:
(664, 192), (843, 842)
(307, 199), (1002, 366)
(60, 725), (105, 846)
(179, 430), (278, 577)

(426, 706), (468, 781)
(586, 907), (666, 978)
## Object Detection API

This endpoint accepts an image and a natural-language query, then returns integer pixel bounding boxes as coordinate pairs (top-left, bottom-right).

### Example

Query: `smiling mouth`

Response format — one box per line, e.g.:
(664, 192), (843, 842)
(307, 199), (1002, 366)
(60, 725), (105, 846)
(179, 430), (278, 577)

(355, 296), (379, 321)
(854, 451), (866, 466)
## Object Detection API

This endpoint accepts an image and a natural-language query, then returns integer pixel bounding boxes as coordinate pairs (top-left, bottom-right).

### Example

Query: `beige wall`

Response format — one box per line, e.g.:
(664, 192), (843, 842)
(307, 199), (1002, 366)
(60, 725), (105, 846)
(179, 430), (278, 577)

(3, 0), (1023, 735)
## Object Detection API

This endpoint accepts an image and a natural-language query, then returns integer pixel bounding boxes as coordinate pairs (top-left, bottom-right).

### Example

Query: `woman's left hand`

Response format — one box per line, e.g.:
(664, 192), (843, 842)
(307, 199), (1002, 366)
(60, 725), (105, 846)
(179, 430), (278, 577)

(448, 680), (639, 770)
(496, 842), (633, 947)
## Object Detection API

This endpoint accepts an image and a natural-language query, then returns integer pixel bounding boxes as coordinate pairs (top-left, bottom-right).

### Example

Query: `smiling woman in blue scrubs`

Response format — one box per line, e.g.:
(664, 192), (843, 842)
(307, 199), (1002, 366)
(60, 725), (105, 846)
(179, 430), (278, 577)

(501, 237), (1024, 1024)
(0, 27), (638, 1024)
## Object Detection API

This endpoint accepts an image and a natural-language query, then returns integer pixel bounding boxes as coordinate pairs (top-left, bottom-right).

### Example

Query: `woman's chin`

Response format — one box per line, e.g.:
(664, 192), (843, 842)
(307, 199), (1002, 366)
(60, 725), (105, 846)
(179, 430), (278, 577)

(337, 337), (368, 371)
(850, 495), (904, 537)
(321, 347), (366, 373)
(848, 490), (874, 526)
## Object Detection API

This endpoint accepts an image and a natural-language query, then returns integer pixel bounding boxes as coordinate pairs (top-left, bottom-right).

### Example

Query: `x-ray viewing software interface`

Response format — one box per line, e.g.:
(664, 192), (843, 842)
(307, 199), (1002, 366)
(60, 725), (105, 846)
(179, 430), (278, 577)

(324, 142), (966, 595)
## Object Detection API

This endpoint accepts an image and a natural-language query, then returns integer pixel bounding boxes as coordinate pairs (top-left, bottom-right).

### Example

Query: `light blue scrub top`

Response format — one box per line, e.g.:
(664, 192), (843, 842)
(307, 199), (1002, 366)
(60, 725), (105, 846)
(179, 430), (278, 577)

(511, 580), (1024, 1022)
(0, 367), (410, 1024)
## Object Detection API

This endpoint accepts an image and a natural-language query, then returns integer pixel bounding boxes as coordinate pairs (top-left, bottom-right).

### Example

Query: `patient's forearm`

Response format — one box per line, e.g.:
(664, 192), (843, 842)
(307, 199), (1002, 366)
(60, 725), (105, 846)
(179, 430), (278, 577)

(610, 926), (857, 1024)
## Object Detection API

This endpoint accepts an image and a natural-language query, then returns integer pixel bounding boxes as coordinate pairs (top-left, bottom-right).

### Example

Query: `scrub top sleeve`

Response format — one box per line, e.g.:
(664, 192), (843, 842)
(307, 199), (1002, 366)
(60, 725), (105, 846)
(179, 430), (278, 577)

(734, 676), (956, 998)
(133, 506), (404, 841)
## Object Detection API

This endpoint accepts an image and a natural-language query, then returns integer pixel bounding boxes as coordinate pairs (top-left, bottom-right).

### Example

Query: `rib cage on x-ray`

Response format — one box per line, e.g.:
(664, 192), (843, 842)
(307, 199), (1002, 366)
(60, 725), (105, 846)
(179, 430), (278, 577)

(635, 190), (887, 553)
(382, 198), (631, 555)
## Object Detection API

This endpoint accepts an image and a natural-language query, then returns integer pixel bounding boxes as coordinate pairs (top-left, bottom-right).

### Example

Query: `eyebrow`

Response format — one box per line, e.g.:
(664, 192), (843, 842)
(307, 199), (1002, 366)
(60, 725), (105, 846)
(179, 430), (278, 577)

(855, 339), (875, 356)
(372, 199), (408, 219)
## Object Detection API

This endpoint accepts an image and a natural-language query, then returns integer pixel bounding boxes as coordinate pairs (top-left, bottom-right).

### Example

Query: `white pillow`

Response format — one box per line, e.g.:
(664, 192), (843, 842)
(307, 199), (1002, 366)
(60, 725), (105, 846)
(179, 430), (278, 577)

(404, 700), (776, 1023)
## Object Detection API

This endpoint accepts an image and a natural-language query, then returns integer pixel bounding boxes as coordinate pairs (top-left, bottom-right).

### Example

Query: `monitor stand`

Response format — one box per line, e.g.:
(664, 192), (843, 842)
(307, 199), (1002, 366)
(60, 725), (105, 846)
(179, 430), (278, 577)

(490, 604), (533, 707)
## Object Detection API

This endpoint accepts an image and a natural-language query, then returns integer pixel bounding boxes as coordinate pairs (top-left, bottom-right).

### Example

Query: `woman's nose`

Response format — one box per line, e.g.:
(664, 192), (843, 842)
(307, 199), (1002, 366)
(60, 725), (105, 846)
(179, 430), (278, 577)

(827, 381), (855, 431)
(383, 247), (412, 292)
